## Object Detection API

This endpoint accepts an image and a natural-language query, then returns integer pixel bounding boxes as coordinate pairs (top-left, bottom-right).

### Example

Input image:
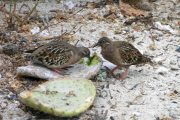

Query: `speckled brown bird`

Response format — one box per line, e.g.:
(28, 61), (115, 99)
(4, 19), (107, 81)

(30, 40), (90, 73)
(93, 37), (152, 80)
(109, 0), (153, 11)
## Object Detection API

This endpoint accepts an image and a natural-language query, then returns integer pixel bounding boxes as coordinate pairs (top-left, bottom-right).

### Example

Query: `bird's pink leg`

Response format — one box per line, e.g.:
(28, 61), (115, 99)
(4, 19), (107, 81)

(111, 65), (120, 73)
(105, 65), (120, 78)
(119, 68), (129, 80)
(52, 68), (67, 75)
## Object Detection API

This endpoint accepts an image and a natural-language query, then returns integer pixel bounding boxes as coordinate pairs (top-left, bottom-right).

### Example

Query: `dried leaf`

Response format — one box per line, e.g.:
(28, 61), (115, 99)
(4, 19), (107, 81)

(19, 24), (30, 33)
(100, 31), (107, 37)
(86, 2), (97, 9)
(120, 2), (147, 16)
(149, 43), (156, 51)
(54, 10), (68, 20)
(61, 33), (75, 41)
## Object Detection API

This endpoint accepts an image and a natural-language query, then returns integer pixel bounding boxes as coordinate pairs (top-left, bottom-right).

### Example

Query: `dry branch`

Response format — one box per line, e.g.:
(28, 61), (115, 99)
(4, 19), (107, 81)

(124, 13), (153, 25)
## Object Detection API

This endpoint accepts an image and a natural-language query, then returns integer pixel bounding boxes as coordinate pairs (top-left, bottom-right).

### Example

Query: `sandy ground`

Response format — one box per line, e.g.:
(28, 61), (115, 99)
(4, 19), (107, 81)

(0, 0), (180, 120)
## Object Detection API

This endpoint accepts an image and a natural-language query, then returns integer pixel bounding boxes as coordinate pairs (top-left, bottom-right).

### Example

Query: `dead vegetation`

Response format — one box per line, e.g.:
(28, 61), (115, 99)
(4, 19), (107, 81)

(0, 1), (39, 31)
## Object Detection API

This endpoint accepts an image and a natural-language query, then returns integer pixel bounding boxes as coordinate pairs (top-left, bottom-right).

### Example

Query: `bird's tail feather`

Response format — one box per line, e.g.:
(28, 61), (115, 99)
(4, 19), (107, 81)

(142, 56), (154, 66)
(23, 53), (32, 61)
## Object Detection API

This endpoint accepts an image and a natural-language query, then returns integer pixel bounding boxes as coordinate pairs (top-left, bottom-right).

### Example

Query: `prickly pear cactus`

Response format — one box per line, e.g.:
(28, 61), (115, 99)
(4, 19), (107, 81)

(19, 78), (96, 117)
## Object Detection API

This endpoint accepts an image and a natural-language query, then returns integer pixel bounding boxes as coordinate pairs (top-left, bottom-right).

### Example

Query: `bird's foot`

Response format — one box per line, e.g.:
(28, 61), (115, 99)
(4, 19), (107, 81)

(62, 66), (73, 70)
(119, 69), (128, 80)
(111, 65), (120, 73)
(104, 66), (116, 78)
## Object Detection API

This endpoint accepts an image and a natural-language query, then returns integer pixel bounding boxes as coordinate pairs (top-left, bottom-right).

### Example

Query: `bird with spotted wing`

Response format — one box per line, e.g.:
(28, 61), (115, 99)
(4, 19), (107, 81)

(93, 37), (152, 80)
(30, 40), (90, 74)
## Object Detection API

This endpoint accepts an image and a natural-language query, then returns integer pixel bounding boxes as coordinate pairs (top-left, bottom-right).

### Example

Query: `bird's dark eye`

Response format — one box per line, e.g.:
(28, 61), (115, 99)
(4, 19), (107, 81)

(83, 50), (90, 57)
(83, 49), (89, 56)
(101, 40), (105, 44)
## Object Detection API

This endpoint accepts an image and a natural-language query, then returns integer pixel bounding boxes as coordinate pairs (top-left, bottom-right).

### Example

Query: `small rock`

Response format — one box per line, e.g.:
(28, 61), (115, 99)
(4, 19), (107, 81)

(156, 66), (169, 75)
(153, 57), (166, 64)
(0, 102), (8, 109)
(114, 28), (122, 34)
(30, 26), (40, 34)
(2, 43), (19, 55)
(123, 27), (130, 33)
(169, 59), (176, 65)
(6, 94), (18, 100)
(96, 69), (107, 81)
(64, 1), (75, 9)
(149, 43), (156, 51)
(132, 112), (141, 117)
(175, 47), (180, 53)
(154, 22), (178, 35)
(174, 90), (178, 94)
(153, 30), (163, 36)
(170, 67), (179, 71)
(39, 30), (50, 37)
(110, 116), (115, 120)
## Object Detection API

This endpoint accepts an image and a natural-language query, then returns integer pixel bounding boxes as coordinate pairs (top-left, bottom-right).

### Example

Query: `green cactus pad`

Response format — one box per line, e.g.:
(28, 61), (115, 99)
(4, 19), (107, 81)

(19, 78), (96, 117)
(80, 53), (101, 66)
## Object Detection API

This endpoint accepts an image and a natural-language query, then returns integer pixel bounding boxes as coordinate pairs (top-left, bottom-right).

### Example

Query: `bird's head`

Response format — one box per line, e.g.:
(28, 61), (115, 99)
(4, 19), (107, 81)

(78, 47), (90, 58)
(92, 37), (111, 47)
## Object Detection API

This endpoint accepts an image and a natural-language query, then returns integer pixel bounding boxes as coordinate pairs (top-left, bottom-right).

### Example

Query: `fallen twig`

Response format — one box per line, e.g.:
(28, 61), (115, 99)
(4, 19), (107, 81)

(0, 1), (38, 30)
(33, 8), (84, 36)
(0, 3), (22, 23)
(18, 3), (31, 14)
(43, 24), (83, 41)
(23, 1), (38, 21)
(124, 13), (153, 25)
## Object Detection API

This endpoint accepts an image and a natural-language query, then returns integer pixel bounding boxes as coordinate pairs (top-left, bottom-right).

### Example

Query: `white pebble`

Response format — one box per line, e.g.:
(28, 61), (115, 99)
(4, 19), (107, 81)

(154, 22), (178, 35)
(64, 1), (75, 9)
(39, 30), (50, 37)
(132, 112), (141, 116)
(156, 66), (169, 74)
(30, 26), (40, 34)
(153, 57), (165, 63)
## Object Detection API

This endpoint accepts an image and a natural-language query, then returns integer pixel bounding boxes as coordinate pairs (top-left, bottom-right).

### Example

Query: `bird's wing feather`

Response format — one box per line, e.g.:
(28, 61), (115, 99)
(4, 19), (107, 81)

(31, 41), (75, 68)
(114, 41), (143, 65)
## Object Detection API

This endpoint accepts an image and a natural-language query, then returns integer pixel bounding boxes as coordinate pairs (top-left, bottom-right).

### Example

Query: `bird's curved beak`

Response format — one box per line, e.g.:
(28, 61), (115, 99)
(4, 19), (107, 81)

(86, 54), (91, 59)
(92, 42), (99, 48)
